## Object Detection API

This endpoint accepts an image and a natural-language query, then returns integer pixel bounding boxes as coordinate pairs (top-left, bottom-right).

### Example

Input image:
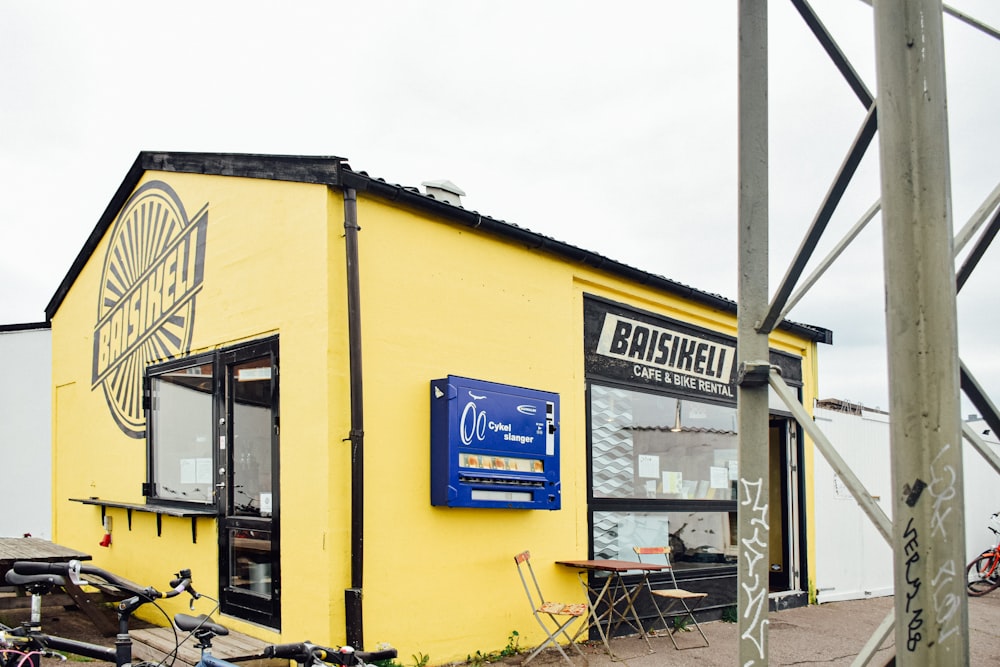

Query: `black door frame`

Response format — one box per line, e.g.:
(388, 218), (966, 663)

(217, 336), (281, 629)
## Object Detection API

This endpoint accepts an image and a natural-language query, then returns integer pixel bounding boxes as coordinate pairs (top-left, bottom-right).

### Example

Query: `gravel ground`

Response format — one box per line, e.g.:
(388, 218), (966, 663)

(4, 593), (1000, 667)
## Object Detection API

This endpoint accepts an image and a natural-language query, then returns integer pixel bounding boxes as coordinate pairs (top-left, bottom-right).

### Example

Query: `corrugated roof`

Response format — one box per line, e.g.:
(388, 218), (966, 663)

(43, 151), (832, 345)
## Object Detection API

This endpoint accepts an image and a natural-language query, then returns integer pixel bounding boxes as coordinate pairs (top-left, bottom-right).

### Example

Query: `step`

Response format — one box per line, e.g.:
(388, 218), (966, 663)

(131, 626), (287, 667)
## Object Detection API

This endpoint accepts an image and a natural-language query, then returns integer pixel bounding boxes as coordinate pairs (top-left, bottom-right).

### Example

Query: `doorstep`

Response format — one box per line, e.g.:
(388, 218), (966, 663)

(769, 590), (808, 612)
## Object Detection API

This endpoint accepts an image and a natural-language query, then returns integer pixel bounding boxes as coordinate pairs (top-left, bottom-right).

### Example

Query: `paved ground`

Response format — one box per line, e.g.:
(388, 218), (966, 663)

(519, 593), (1000, 666)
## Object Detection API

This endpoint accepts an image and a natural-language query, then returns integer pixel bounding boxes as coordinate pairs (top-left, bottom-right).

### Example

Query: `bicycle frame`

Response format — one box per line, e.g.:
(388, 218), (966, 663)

(967, 512), (1000, 596)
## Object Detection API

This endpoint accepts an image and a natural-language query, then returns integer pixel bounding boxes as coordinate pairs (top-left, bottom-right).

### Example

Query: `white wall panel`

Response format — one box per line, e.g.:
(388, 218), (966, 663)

(0, 327), (51, 538)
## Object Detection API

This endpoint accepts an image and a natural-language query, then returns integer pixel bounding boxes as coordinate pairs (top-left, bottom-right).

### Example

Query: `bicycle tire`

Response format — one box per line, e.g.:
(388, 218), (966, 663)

(966, 551), (1000, 596)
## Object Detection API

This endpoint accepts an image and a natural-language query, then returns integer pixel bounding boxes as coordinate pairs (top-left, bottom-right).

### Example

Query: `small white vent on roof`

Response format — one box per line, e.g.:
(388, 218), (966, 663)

(421, 179), (466, 206)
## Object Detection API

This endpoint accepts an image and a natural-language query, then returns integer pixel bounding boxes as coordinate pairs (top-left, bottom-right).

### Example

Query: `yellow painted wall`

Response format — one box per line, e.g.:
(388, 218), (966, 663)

(50, 172), (341, 639)
(50, 170), (821, 665)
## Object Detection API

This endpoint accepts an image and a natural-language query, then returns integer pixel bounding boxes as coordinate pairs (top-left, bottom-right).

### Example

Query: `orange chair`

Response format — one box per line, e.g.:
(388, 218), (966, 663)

(514, 551), (588, 665)
(632, 546), (709, 649)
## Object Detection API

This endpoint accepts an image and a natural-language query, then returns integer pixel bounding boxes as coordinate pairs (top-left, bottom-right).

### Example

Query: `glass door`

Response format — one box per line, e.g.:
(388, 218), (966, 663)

(218, 339), (280, 628)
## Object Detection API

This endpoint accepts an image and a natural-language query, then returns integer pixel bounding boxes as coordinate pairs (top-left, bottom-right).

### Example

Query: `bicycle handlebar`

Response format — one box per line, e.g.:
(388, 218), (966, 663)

(11, 560), (198, 603)
(261, 642), (397, 665)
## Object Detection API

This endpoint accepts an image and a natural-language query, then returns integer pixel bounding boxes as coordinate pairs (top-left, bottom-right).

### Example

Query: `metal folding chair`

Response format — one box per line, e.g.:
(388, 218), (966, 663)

(514, 551), (589, 665)
(632, 546), (709, 650)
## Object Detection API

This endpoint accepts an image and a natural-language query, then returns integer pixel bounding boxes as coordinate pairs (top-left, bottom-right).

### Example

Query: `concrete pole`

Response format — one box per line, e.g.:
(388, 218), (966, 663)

(737, 2), (771, 664)
(872, 1), (968, 663)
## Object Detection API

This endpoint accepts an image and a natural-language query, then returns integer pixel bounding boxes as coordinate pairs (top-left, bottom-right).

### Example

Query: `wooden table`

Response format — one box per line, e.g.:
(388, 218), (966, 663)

(0, 537), (116, 635)
(556, 558), (671, 658)
(0, 537), (92, 578)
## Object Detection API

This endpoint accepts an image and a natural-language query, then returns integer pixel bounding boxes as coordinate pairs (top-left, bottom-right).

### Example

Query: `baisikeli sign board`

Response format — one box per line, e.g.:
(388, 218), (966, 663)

(91, 181), (208, 437)
(583, 296), (801, 402)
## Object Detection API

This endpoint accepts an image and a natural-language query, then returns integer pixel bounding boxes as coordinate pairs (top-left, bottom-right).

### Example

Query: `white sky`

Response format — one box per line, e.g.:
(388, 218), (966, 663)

(2, 1), (999, 416)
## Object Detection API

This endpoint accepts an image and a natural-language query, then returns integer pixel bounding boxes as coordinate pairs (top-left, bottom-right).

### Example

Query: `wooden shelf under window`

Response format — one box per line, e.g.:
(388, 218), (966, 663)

(70, 498), (216, 544)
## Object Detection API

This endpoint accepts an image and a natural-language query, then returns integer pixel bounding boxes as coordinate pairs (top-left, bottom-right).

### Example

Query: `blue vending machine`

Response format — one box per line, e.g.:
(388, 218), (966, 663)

(430, 375), (560, 509)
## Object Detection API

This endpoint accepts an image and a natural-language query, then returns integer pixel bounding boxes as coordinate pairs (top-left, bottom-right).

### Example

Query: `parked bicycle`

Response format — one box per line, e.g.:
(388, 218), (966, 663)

(1, 560), (199, 667)
(174, 612), (397, 667)
(2, 561), (397, 667)
(966, 512), (1000, 596)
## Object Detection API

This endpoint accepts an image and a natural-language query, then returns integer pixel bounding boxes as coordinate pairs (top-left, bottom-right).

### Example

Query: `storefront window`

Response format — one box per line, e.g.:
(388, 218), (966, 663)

(591, 385), (738, 501)
(589, 383), (738, 572)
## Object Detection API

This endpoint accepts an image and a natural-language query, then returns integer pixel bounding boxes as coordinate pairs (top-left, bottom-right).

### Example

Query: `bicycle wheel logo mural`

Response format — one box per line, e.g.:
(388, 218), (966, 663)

(91, 181), (209, 438)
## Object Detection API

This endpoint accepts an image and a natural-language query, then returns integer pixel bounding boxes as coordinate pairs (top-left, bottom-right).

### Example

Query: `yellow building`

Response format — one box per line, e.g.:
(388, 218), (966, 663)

(47, 152), (831, 663)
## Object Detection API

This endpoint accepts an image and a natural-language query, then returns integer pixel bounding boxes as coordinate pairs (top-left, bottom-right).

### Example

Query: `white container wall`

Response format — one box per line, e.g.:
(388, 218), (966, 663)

(0, 325), (51, 539)
(962, 418), (1000, 563)
(812, 402), (894, 603)
(813, 400), (1000, 603)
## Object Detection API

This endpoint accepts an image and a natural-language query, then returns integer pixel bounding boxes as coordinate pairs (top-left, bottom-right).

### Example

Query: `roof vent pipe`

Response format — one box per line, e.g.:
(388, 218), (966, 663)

(421, 179), (466, 206)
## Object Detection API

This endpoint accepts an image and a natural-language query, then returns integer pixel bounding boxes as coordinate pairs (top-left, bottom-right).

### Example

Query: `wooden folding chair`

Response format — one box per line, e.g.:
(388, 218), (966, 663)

(514, 551), (588, 665)
(632, 546), (709, 649)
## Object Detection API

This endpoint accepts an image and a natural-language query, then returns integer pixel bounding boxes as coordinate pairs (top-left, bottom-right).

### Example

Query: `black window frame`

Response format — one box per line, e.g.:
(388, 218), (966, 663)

(145, 350), (219, 510)
(586, 378), (739, 581)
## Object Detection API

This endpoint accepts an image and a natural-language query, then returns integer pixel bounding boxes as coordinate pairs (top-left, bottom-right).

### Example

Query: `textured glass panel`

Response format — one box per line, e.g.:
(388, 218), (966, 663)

(591, 385), (635, 498)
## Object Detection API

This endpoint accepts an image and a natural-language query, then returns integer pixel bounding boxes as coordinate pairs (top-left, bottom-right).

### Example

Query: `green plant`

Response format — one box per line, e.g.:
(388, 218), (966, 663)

(411, 652), (430, 667)
(465, 650), (488, 667)
(464, 630), (521, 666)
(721, 605), (738, 623)
(671, 616), (692, 632)
(499, 631), (520, 657)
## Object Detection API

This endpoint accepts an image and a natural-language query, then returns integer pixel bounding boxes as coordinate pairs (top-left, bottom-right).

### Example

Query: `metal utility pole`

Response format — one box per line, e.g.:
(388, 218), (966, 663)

(737, 1), (771, 665)
(872, 0), (968, 663)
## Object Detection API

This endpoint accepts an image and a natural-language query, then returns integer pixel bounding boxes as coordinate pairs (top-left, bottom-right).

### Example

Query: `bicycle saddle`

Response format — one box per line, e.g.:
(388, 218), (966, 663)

(174, 613), (230, 637)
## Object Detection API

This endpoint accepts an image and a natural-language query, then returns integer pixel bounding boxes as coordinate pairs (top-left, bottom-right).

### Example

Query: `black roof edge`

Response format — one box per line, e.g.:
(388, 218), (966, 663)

(340, 168), (833, 346)
(43, 151), (833, 346)
(0, 321), (51, 332)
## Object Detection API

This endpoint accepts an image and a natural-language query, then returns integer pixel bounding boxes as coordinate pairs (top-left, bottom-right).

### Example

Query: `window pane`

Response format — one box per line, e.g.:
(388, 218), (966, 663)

(232, 358), (273, 517)
(229, 528), (272, 595)
(593, 510), (737, 571)
(591, 384), (738, 500)
(150, 364), (214, 503)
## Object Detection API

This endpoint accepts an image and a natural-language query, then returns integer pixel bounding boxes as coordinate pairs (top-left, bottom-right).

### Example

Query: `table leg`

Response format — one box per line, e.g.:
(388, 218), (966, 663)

(571, 571), (618, 659)
(60, 580), (117, 637)
(603, 574), (653, 653)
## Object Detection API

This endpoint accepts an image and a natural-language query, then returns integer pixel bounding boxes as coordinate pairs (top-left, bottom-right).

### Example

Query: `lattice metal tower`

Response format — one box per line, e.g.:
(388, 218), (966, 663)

(737, 1), (1000, 664)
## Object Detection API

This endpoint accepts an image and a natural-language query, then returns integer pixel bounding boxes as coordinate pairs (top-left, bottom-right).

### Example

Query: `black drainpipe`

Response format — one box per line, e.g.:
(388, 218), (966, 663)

(343, 188), (365, 648)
